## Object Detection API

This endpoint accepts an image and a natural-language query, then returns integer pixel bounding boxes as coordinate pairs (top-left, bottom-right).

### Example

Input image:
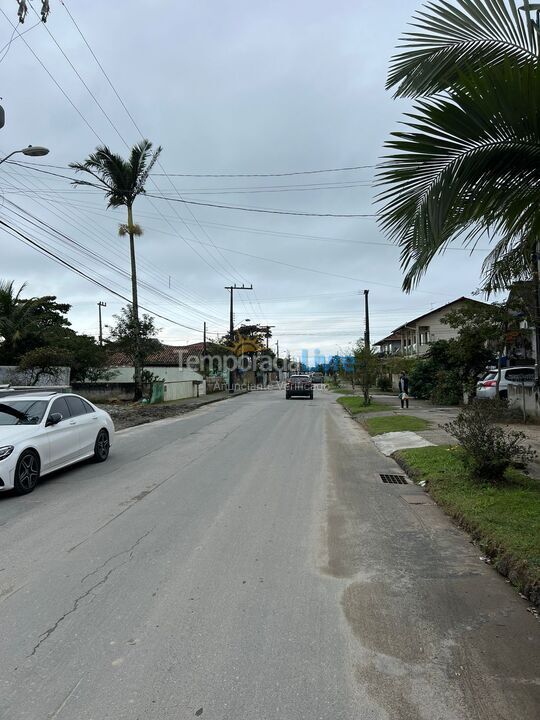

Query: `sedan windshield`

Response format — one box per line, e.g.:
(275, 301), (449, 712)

(0, 400), (48, 426)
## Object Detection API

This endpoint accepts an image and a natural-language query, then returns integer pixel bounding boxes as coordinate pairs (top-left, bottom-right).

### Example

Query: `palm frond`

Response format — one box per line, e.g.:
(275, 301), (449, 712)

(388, 0), (539, 98)
(70, 140), (161, 210)
(377, 61), (540, 291)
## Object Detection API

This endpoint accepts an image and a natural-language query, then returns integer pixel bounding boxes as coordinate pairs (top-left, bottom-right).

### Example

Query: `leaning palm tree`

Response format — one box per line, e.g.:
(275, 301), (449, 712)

(70, 140), (161, 399)
(377, 0), (540, 293)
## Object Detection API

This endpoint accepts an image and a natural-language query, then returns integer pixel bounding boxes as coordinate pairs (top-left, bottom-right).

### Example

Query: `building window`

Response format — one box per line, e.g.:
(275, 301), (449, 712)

(419, 326), (430, 345)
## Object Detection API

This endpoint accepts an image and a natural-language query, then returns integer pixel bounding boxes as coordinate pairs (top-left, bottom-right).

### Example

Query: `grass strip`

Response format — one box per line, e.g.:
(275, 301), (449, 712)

(395, 445), (540, 605)
(364, 415), (430, 436)
(336, 397), (389, 414)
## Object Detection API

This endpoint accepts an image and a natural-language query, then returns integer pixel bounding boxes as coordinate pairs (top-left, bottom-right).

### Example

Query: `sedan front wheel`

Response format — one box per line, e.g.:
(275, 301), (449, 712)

(14, 450), (40, 494)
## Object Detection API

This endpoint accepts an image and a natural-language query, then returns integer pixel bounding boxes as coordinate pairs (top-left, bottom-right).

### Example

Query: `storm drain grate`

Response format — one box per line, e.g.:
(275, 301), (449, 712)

(380, 474), (408, 485)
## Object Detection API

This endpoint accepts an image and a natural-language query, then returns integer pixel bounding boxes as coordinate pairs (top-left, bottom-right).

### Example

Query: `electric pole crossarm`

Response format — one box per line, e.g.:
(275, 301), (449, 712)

(224, 283), (254, 392)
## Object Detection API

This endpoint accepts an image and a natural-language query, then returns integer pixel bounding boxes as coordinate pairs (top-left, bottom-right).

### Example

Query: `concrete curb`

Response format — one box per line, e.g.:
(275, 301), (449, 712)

(392, 451), (540, 608)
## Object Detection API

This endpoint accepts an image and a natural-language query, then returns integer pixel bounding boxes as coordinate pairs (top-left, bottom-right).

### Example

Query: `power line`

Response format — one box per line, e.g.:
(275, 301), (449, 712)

(0, 8), (105, 144)
(151, 165), (376, 178)
(5, 11), (244, 308)
(146, 194), (376, 218)
(2, 196), (227, 326)
(0, 219), (203, 332)
(58, 1), (260, 321)
(0, 161), (228, 324)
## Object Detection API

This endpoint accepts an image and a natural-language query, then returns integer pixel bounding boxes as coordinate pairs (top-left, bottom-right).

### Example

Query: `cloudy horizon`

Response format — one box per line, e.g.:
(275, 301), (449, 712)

(1, 0), (499, 364)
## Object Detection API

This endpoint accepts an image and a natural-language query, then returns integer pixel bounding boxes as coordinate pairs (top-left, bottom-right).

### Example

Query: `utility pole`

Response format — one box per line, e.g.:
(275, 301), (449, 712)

(97, 301), (107, 346)
(363, 290), (371, 405)
(224, 283), (253, 391)
(203, 321), (207, 354)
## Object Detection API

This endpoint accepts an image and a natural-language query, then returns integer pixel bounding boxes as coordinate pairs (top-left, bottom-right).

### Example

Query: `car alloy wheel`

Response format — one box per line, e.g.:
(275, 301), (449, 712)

(93, 429), (110, 462)
(14, 450), (40, 494)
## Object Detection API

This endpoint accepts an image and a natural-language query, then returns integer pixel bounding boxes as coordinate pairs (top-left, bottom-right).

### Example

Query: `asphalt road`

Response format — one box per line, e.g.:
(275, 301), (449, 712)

(0, 389), (538, 719)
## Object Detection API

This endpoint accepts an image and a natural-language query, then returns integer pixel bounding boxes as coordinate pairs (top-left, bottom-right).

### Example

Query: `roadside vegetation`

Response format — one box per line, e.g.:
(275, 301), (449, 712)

(336, 397), (388, 415)
(395, 445), (540, 605)
(364, 415), (430, 436)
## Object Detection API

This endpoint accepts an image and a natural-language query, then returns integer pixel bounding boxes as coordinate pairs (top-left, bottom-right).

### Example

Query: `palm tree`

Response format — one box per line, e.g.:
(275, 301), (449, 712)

(0, 280), (41, 363)
(377, 0), (540, 293)
(70, 140), (161, 399)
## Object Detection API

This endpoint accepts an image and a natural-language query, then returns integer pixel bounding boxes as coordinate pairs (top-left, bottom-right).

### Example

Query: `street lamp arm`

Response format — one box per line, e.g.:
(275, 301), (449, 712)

(0, 150), (19, 167)
(0, 146), (49, 166)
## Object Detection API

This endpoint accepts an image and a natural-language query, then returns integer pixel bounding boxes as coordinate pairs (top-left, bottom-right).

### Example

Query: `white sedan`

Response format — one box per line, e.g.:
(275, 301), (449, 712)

(0, 392), (115, 494)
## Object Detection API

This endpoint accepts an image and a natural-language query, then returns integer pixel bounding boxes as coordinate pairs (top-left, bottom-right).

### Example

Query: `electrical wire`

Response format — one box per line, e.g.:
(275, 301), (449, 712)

(150, 165), (376, 178)
(0, 219), (203, 332)
(58, 1), (261, 321)
(0, 161), (228, 324)
(146, 194), (376, 217)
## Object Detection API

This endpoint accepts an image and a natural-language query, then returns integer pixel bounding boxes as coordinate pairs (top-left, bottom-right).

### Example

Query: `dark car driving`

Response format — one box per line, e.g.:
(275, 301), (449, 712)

(286, 375), (313, 400)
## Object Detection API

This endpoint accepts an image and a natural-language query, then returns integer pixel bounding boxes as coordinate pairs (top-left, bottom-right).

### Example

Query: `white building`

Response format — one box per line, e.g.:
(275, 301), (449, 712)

(394, 297), (489, 358)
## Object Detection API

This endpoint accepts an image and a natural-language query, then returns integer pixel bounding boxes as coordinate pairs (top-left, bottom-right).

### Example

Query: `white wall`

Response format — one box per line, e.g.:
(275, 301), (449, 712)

(164, 379), (206, 401)
(98, 366), (204, 384)
(0, 366), (70, 386)
(508, 381), (539, 418)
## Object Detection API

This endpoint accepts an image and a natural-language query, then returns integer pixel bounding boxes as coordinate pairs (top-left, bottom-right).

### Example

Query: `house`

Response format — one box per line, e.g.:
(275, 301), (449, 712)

(393, 297), (489, 358)
(373, 332), (401, 356)
(76, 342), (230, 400)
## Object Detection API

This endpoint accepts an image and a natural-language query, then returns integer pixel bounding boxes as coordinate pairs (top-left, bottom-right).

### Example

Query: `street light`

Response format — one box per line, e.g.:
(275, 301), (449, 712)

(0, 145), (49, 166)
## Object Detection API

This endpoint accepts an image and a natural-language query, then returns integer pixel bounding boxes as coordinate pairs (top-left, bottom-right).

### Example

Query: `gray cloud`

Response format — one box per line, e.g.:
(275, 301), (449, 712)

(0, 0), (494, 362)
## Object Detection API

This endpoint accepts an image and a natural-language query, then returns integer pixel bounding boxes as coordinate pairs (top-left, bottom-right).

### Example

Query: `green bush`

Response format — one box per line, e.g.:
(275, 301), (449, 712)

(376, 375), (392, 392)
(409, 361), (435, 400)
(431, 368), (463, 405)
(443, 400), (536, 483)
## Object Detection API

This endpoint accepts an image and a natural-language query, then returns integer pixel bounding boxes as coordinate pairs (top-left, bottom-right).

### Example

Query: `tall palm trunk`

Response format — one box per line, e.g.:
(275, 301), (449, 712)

(127, 204), (142, 400)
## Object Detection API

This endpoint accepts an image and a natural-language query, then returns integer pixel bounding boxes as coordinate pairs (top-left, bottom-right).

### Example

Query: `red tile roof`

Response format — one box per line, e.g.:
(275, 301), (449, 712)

(108, 342), (229, 367)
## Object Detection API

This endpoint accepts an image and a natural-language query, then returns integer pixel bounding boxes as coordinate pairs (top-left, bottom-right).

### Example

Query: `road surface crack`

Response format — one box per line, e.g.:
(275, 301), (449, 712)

(28, 529), (153, 657)
(79, 528), (153, 584)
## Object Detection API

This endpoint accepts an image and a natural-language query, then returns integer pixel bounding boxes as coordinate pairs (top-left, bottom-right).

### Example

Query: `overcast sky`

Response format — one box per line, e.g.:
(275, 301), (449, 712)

(0, 0), (496, 363)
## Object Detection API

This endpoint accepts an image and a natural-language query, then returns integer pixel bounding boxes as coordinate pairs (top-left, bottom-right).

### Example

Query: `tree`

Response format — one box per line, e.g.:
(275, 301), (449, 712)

(377, 0), (540, 293)
(18, 347), (72, 386)
(442, 301), (526, 397)
(0, 280), (73, 364)
(0, 280), (41, 363)
(70, 139), (162, 399)
(352, 340), (380, 405)
(63, 334), (115, 383)
(107, 306), (161, 383)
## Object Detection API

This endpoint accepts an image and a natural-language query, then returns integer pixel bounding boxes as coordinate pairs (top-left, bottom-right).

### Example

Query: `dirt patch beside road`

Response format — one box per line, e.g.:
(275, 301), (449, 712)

(98, 391), (247, 431)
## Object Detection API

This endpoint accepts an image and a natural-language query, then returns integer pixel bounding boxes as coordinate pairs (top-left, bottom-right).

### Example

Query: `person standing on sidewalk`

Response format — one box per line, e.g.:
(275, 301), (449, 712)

(398, 371), (410, 409)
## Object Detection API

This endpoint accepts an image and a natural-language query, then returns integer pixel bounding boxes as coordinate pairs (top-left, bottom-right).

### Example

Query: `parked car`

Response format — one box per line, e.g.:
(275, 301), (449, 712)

(0, 392), (115, 494)
(311, 372), (324, 384)
(476, 366), (535, 400)
(286, 375), (313, 400)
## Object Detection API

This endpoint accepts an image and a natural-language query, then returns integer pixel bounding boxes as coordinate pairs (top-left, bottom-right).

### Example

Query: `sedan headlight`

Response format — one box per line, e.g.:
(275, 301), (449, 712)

(0, 445), (14, 461)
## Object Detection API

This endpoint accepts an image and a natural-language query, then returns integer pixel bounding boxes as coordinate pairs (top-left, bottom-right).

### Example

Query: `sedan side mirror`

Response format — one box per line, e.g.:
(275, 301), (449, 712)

(46, 412), (63, 427)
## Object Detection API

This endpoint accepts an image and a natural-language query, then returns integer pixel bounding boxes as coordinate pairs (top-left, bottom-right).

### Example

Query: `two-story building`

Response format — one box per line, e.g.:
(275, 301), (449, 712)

(373, 332), (401, 356)
(381, 297), (490, 358)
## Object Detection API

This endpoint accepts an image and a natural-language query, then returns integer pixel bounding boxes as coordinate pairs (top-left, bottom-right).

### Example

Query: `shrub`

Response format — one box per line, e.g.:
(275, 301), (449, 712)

(376, 375), (392, 391)
(443, 400), (536, 483)
(431, 368), (463, 406)
(409, 360), (435, 400)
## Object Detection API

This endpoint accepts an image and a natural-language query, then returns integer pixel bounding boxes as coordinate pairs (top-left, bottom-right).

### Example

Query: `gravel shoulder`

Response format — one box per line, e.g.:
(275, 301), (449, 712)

(97, 390), (249, 430)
